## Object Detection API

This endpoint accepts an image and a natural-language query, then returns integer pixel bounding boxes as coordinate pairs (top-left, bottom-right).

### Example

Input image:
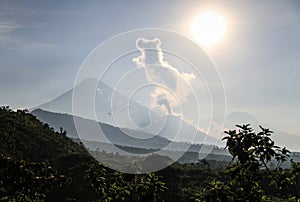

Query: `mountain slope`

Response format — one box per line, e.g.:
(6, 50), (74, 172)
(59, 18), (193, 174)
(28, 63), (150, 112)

(31, 109), (230, 159)
(33, 78), (154, 127)
(0, 107), (91, 164)
(33, 78), (217, 144)
(31, 108), (173, 149)
(0, 106), (103, 201)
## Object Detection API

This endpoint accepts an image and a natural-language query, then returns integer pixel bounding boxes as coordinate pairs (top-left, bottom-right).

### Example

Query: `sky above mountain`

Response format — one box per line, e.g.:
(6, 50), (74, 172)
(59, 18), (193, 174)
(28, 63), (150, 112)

(0, 0), (299, 136)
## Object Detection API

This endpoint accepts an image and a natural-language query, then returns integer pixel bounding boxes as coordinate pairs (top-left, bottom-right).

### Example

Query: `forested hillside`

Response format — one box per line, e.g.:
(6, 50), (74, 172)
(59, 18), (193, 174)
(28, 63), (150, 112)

(0, 106), (167, 201)
(0, 106), (299, 201)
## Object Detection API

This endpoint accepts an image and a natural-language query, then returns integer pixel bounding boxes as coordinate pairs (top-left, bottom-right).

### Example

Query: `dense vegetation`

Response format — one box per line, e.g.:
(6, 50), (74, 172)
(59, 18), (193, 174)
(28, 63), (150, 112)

(0, 106), (299, 201)
(0, 106), (166, 201)
(196, 125), (300, 201)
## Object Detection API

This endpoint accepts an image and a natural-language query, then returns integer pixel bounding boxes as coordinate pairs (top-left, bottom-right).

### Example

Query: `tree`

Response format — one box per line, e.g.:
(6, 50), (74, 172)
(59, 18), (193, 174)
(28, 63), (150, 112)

(83, 162), (167, 202)
(196, 124), (300, 201)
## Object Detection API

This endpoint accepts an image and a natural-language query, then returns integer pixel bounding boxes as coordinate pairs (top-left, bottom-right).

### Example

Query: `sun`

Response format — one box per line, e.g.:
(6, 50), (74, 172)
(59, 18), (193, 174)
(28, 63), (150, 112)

(190, 11), (227, 48)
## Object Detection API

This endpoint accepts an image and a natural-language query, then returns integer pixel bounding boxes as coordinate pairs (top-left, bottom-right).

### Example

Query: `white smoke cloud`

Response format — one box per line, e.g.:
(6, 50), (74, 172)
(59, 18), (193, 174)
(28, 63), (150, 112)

(133, 38), (196, 115)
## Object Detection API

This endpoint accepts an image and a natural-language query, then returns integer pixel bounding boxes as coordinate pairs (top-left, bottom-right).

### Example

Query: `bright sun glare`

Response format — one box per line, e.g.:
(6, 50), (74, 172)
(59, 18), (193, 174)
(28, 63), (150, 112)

(190, 11), (227, 48)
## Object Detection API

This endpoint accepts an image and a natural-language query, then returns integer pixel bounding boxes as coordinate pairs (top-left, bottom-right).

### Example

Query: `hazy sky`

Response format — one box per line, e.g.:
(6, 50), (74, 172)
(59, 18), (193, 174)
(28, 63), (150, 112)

(0, 0), (300, 135)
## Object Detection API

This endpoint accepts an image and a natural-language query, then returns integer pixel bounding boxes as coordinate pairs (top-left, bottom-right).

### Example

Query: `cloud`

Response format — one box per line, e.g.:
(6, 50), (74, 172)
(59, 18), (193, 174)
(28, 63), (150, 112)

(0, 22), (21, 34)
(155, 94), (174, 114)
(133, 38), (196, 116)
(0, 21), (54, 50)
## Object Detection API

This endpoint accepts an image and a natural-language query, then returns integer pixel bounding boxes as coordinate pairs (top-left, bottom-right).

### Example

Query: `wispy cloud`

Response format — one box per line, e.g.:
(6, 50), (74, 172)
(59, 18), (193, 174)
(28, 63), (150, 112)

(0, 21), (22, 34)
(0, 20), (55, 50)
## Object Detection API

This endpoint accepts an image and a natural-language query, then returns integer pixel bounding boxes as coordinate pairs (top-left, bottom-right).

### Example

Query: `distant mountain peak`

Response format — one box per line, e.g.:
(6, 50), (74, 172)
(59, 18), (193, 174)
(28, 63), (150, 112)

(225, 111), (260, 128)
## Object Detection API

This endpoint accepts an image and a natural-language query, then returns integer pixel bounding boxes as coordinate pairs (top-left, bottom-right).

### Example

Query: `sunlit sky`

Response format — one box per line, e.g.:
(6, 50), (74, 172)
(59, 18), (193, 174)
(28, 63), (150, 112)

(0, 0), (300, 135)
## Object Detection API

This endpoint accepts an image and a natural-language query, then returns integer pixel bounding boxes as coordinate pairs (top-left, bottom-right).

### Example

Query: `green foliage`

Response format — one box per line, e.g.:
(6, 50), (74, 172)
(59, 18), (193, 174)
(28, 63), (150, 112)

(195, 180), (234, 202)
(0, 106), (89, 163)
(0, 106), (167, 201)
(0, 155), (68, 202)
(133, 173), (167, 202)
(1, 106), (299, 201)
(196, 124), (300, 202)
(83, 162), (167, 202)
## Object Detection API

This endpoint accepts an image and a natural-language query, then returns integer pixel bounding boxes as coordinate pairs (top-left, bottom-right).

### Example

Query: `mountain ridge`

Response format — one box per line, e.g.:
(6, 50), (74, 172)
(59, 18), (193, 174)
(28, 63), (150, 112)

(32, 78), (219, 144)
(31, 108), (230, 157)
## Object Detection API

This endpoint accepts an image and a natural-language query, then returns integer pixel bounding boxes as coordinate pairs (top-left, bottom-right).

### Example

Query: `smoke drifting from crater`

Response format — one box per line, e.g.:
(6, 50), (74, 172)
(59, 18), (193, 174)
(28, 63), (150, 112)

(133, 38), (196, 116)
